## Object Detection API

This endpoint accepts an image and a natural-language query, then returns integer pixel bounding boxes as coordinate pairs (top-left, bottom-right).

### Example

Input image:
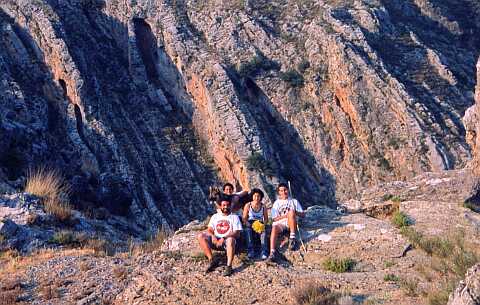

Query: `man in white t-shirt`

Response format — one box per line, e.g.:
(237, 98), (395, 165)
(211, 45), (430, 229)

(197, 196), (242, 276)
(268, 183), (305, 262)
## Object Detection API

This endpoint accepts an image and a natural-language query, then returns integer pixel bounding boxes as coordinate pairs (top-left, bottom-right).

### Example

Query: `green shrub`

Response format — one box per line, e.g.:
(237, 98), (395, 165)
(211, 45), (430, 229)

(391, 211), (411, 228)
(384, 274), (399, 282)
(238, 53), (279, 78)
(280, 69), (304, 87)
(463, 201), (479, 213)
(297, 59), (310, 73)
(322, 257), (356, 273)
(246, 153), (275, 176)
(50, 230), (85, 246)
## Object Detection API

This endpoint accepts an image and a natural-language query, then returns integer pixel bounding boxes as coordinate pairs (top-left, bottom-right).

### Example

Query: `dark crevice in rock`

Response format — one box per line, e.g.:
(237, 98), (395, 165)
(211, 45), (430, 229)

(230, 71), (336, 207)
(133, 18), (160, 85)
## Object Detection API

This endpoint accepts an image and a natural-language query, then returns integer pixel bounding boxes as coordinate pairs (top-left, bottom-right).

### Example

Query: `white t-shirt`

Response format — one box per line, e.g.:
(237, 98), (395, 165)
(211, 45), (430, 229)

(271, 198), (303, 219)
(208, 213), (243, 238)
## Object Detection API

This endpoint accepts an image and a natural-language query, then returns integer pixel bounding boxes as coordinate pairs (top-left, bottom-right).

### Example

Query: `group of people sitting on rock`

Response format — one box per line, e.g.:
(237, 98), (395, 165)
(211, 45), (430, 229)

(197, 182), (305, 276)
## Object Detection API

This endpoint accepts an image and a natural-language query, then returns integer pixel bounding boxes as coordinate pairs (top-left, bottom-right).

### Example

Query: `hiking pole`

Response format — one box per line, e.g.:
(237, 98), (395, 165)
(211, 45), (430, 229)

(288, 181), (307, 254)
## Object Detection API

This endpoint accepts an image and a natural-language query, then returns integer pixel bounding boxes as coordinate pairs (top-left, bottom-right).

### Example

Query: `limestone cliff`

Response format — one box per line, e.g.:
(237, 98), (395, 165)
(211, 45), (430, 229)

(1, 0), (479, 228)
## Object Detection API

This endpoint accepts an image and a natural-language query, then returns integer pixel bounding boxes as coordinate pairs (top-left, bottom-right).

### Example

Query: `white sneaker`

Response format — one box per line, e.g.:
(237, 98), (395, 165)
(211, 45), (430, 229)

(261, 254), (267, 260)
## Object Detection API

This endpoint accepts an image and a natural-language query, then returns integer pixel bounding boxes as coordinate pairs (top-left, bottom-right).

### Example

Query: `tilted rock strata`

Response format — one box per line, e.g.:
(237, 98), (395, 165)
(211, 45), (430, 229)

(1, 0), (480, 227)
(464, 58), (480, 175)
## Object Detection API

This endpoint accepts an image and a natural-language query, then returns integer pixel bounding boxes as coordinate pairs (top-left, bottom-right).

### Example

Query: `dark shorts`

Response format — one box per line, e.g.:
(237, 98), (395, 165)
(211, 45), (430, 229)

(206, 235), (227, 251)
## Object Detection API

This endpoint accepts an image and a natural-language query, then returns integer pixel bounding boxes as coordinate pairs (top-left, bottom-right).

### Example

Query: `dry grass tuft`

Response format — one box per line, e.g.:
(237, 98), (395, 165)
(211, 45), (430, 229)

(112, 266), (128, 280)
(40, 284), (60, 300)
(293, 282), (342, 305)
(78, 261), (91, 272)
(0, 278), (25, 305)
(130, 228), (170, 256)
(25, 167), (72, 221)
(84, 238), (114, 256)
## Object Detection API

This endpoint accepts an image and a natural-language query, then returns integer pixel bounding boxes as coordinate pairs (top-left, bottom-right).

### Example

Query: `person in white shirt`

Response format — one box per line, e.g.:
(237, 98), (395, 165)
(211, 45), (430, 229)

(197, 196), (242, 276)
(268, 183), (305, 262)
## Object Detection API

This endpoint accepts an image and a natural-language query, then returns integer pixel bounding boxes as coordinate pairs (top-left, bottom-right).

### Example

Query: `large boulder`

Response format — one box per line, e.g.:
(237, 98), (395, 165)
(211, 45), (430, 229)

(448, 264), (480, 305)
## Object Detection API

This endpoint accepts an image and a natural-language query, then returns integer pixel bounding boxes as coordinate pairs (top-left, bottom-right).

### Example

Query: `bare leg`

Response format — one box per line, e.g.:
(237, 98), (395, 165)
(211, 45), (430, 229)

(225, 237), (236, 266)
(287, 209), (297, 234)
(197, 232), (213, 261)
(270, 224), (281, 253)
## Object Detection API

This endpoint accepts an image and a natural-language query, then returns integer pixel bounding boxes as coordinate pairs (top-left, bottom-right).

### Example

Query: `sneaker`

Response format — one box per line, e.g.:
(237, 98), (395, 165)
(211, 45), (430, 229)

(223, 265), (233, 276)
(205, 259), (218, 274)
(266, 252), (278, 263)
(261, 254), (268, 260)
(288, 238), (297, 251)
(247, 251), (255, 260)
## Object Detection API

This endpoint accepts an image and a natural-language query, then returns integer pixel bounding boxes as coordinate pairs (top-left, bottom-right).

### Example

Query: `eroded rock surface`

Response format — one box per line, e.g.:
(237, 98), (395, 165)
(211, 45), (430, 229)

(448, 264), (480, 305)
(1, 0), (480, 228)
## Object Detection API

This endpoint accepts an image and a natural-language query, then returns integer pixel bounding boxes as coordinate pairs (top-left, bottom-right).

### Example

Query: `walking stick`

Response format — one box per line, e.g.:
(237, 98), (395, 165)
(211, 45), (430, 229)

(288, 181), (308, 254)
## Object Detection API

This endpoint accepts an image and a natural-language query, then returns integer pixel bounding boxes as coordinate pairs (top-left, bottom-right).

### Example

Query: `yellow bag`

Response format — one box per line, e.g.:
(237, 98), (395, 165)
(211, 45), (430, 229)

(252, 220), (265, 234)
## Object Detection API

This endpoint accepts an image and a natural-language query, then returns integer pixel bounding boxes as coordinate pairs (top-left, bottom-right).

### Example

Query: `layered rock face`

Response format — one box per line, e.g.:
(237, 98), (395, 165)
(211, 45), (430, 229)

(1, 0), (479, 227)
(464, 58), (480, 174)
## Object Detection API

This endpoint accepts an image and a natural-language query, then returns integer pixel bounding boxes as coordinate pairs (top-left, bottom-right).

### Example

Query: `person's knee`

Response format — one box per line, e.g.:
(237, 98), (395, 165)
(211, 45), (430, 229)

(197, 232), (207, 242)
(272, 224), (283, 234)
(288, 209), (296, 218)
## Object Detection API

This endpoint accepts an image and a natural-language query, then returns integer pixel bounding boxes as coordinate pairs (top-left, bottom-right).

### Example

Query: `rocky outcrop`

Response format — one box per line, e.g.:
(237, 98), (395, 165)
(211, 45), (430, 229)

(448, 264), (480, 305)
(0, 193), (143, 253)
(464, 58), (480, 174)
(1, 0), (479, 227)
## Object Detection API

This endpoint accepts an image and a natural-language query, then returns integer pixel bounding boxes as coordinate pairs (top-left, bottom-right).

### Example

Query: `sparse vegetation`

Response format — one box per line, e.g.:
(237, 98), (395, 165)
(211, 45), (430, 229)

(113, 266), (128, 280)
(246, 152), (275, 176)
(322, 257), (356, 273)
(130, 228), (170, 255)
(190, 252), (208, 262)
(383, 274), (399, 282)
(0, 278), (24, 305)
(25, 167), (72, 222)
(463, 201), (479, 213)
(78, 261), (91, 272)
(391, 211), (411, 228)
(85, 238), (114, 256)
(50, 230), (85, 246)
(427, 288), (452, 305)
(399, 278), (418, 296)
(293, 282), (341, 305)
(382, 194), (403, 202)
(400, 227), (479, 302)
(238, 53), (279, 78)
(279, 69), (304, 87)
(384, 260), (395, 268)
(297, 59), (310, 73)
(41, 284), (60, 300)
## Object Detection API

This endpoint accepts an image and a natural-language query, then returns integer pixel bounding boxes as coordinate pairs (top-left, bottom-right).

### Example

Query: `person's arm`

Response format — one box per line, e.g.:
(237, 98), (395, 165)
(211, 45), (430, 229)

(263, 205), (268, 224)
(242, 203), (250, 225)
(295, 199), (306, 218)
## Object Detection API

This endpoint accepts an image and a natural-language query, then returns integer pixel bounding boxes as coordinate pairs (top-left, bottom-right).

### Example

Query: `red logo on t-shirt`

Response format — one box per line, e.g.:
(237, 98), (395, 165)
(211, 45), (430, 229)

(216, 220), (231, 235)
